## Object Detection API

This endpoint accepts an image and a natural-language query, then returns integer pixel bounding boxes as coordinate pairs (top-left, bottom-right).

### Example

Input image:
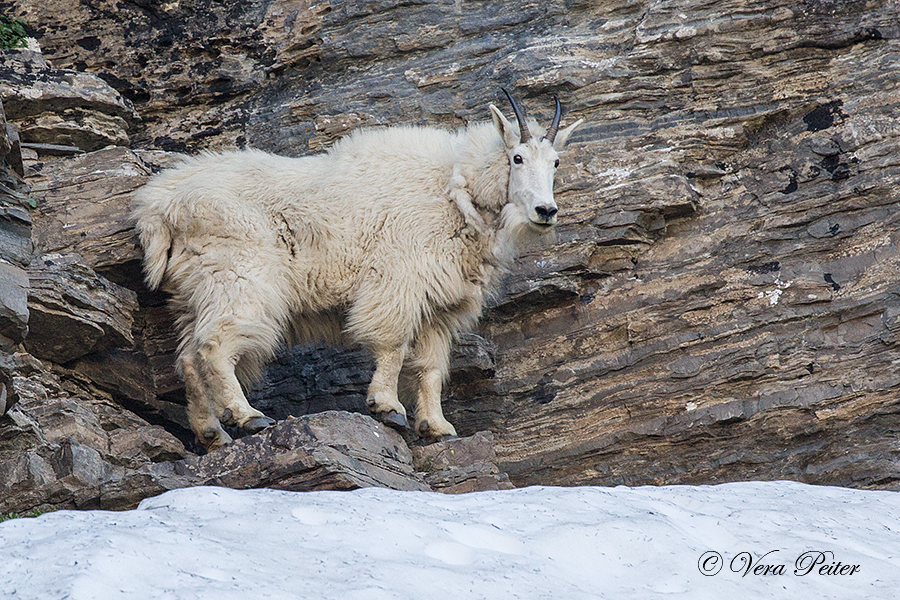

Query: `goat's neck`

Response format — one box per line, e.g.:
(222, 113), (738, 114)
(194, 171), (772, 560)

(462, 183), (549, 279)
(453, 123), (509, 213)
(449, 195), (529, 282)
(465, 152), (509, 213)
(450, 124), (538, 273)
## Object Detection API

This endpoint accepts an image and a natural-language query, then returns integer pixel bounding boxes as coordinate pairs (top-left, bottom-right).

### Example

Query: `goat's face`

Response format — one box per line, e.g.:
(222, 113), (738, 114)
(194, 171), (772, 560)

(490, 93), (583, 233)
(503, 138), (561, 231)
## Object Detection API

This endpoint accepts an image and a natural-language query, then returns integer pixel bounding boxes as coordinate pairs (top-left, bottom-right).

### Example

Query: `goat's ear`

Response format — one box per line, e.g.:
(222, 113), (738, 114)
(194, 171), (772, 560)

(552, 118), (584, 150)
(489, 104), (519, 149)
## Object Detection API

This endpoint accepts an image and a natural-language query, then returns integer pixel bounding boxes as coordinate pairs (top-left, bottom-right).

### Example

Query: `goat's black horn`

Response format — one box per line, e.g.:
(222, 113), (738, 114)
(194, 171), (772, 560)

(543, 96), (562, 144)
(501, 88), (531, 143)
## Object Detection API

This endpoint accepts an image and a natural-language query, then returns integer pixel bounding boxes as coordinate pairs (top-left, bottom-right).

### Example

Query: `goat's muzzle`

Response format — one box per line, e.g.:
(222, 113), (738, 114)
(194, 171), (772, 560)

(532, 204), (558, 228)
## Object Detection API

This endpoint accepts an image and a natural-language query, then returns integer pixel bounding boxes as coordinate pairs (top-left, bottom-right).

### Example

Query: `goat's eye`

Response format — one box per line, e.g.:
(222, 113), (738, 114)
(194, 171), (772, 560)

(554, 159), (560, 168)
(513, 154), (523, 164)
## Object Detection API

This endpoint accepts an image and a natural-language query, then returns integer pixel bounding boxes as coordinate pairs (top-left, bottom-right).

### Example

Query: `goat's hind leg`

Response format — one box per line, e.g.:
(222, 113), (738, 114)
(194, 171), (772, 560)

(180, 332), (275, 451)
(408, 326), (457, 440)
(180, 345), (232, 451)
(178, 268), (285, 449)
(195, 329), (275, 433)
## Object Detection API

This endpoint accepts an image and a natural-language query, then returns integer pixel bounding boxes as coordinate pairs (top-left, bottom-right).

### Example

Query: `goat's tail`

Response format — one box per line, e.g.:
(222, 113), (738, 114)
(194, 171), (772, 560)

(136, 213), (172, 290)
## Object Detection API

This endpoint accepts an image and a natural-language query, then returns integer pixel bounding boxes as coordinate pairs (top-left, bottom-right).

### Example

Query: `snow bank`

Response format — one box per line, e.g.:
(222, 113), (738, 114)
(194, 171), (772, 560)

(2, 481), (899, 599)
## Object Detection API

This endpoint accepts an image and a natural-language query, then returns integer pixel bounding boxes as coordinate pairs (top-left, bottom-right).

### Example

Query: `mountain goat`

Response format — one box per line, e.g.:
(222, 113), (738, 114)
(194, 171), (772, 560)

(133, 91), (583, 451)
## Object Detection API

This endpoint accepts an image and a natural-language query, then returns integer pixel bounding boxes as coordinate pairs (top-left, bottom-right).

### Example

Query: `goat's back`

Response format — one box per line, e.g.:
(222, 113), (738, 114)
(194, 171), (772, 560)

(133, 125), (479, 304)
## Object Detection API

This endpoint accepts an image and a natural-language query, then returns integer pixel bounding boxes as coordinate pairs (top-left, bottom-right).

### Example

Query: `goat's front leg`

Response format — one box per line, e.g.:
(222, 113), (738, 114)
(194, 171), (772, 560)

(366, 344), (409, 429)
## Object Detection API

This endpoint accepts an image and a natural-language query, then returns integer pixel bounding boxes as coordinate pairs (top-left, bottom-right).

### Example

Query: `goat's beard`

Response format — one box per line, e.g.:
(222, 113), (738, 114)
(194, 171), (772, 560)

(492, 203), (556, 267)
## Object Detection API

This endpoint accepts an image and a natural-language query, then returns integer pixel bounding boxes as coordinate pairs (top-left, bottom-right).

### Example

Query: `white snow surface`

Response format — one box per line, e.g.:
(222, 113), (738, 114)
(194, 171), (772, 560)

(2, 481), (899, 599)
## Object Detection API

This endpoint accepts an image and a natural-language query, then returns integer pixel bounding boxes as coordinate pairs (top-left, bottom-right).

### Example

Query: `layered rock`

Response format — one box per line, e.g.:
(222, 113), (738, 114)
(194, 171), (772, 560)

(0, 96), (32, 391)
(0, 51), (138, 154)
(1, 381), (507, 513)
(0, 350), (191, 513)
(25, 146), (178, 282)
(0, 258), (28, 348)
(0, 0), (897, 498)
(411, 431), (514, 494)
(25, 253), (138, 364)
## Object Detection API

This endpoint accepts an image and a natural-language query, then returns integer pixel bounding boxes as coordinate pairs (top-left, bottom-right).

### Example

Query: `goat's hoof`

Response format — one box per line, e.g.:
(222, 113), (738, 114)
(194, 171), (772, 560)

(416, 419), (459, 441)
(199, 427), (233, 452)
(242, 416), (276, 433)
(376, 410), (410, 431)
(220, 408), (235, 425)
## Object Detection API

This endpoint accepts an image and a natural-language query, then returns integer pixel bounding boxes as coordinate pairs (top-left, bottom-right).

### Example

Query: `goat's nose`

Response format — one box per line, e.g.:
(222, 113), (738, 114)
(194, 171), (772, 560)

(535, 205), (558, 220)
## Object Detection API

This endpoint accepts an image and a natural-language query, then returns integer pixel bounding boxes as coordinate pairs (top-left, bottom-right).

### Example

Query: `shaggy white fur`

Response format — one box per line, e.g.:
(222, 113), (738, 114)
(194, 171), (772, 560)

(133, 100), (582, 449)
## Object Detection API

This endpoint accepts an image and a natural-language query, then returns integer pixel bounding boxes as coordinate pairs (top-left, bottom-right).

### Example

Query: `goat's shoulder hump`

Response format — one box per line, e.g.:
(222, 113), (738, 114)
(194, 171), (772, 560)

(174, 148), (301, 175)
(329, 124), (452, 157)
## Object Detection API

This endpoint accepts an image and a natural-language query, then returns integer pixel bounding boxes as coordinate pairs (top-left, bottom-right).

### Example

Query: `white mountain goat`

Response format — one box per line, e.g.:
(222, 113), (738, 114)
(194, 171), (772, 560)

(133, 91), (583, 450)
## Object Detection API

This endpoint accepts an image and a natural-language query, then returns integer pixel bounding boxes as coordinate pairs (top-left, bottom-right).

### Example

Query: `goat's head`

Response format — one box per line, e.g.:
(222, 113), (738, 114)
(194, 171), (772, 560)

(489, 90), (583, 232)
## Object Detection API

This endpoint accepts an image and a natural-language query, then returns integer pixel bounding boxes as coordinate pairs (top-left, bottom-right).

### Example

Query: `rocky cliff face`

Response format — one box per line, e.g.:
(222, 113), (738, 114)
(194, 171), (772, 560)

(1, 0), (899, 511)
